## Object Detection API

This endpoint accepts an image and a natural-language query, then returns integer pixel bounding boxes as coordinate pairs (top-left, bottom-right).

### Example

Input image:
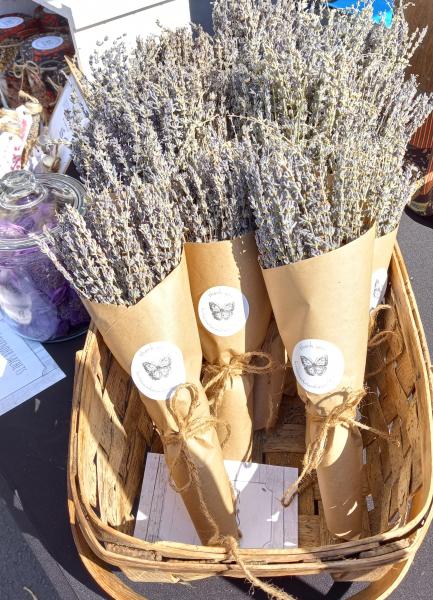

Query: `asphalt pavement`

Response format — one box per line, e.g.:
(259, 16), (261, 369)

(0, 2), (433, 599)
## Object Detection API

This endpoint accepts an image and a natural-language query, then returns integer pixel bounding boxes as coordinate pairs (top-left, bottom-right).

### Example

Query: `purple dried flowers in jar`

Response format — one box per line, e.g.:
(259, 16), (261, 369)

(0, 170), (89, 342)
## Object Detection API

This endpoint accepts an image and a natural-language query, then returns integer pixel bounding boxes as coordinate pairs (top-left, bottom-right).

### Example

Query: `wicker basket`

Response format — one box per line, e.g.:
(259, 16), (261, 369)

(68, 245), (433, 599)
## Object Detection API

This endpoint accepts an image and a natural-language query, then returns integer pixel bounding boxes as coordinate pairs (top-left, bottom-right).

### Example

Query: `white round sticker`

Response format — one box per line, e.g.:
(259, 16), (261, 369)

(198, 286), (249, 337)
(292, 339), (345, 395)
(370, 268), (388, 310)
(0, 16), (24, 29)
(32, 35), (64, 51)
(131, 341), (186, 401)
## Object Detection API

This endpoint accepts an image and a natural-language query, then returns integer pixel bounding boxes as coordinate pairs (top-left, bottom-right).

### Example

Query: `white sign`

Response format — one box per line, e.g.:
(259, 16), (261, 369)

(135, 454), (298, 548)
(131, 341), (186, 401)
(48, 74), (87, 174)
(198, 286), (249, 337)
(0, 316), (65, 417)
(292, 338), (345, 395)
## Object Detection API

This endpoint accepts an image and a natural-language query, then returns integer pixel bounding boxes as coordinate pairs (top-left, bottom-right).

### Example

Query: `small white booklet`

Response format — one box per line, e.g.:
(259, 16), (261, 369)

(0, 316), (65, 416)
(135, 453), (298, 549)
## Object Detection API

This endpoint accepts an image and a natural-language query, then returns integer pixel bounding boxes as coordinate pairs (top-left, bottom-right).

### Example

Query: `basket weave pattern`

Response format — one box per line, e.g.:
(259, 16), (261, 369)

(68, 246), (433, 596)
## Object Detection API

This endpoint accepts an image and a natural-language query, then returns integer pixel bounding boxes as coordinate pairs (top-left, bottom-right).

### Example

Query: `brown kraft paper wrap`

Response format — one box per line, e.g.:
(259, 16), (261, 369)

(253, 319), (287, 431)
(82, 252), (238, 545)
(185, 233), (272, 461)
(262, 226), (376, 539)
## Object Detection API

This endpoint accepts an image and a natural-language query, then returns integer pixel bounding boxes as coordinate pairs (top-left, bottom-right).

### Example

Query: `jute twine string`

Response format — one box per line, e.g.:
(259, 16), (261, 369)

(161, 382), (229, 545)
(204, 351), (278, 415)
(13, 60), (62, 80)
(367, 304), (404, 378)
(162, 383), (230, 494)
(161, 384), (295, 599)
(282, 388), (399, 507)
(12, 60), (61, 110)
(222, 536), (296, 600)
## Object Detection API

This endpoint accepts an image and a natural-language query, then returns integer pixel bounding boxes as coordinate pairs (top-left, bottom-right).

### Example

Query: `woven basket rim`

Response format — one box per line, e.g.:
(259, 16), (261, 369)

(68, 244), (433, 569)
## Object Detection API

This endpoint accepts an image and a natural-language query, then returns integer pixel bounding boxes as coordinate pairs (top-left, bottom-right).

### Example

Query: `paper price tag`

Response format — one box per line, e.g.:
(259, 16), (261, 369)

(48, 73), (88, 174)
(370, 268), (388, 310)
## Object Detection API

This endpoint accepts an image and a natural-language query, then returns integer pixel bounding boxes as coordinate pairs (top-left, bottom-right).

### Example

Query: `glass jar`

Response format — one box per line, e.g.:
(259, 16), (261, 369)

(0, 170), (89, 342)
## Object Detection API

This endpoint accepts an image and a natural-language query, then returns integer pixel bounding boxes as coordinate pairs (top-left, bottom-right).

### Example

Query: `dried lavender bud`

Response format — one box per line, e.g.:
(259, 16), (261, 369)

(43, 174), (183, 306)
(214, 0), (433, 236)
(72, 27), (226, 190)
(175, 127), (254, 242)
(245, 133), (336, 267)
(53, 0), (433, 286)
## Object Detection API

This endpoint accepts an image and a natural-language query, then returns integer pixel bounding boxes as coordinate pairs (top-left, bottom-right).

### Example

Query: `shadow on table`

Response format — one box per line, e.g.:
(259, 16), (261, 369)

(229, 575), (359, 600)
(0, 333), (106, 598)
(404, 206), (433, 229)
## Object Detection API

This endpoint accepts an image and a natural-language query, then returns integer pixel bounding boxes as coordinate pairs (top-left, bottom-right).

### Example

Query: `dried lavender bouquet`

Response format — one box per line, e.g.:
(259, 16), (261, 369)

(225, 0), (433, 540)
(174, 128), (271, 461)
(42, 170), (238, 546)
(244, 127), (376, 540)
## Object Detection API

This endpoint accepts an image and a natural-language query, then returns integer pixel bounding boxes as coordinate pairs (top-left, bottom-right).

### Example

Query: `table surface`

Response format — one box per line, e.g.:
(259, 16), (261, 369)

(1, 3), (433, 600)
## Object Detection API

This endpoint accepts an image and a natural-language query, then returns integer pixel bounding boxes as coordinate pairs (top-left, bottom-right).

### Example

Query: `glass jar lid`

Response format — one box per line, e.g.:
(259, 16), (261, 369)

(0, 170), (84, 250)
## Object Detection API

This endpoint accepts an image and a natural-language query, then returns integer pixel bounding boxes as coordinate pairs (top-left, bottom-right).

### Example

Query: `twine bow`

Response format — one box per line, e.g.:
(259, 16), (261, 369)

(12, 60), (63, 110)
(13, 59), (65, 80)
(160, 382), (233, 546)
(204, 351), (278, 415)
(282, 388), (398, 507)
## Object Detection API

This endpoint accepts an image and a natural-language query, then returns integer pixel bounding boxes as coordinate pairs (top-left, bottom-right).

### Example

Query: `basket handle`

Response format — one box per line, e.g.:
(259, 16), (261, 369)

(71, 518), (149, 600)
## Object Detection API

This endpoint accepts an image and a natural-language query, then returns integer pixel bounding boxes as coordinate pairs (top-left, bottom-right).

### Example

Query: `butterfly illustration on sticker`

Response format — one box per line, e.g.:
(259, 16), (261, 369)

(142, 356), (172, 381)
(209, 301), (235, 321)
(300, 355), (328, 377)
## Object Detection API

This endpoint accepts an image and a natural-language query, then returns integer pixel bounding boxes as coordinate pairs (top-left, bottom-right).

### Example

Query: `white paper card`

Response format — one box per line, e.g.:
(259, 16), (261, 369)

(0, 316), (65, 416)
(48, 74), (88, 174)
(135, 453), (298, 549)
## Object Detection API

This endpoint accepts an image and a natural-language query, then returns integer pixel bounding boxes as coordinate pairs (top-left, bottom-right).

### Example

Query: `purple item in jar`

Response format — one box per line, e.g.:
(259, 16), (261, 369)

(0, 170), (89, 342)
